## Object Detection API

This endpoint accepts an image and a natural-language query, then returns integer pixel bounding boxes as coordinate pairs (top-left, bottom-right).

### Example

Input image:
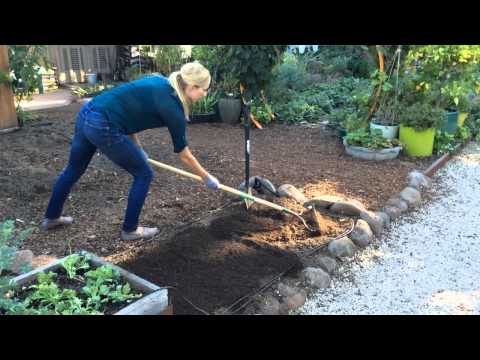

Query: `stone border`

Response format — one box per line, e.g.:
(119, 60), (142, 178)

(247, 141), (472, 315)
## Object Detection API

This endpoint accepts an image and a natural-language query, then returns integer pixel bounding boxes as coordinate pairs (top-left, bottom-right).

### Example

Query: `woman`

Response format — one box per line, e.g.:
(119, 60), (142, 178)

(40, 62), (219, 241)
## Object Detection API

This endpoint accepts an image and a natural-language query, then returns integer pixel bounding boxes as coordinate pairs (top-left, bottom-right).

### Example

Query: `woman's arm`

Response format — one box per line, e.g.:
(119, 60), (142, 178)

(128, 133), (142, 147)
(178, 147), (212, 181)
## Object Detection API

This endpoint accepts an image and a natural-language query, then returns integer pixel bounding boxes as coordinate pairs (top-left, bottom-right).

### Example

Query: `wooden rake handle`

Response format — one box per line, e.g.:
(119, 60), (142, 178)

(147, 158), (298, 215)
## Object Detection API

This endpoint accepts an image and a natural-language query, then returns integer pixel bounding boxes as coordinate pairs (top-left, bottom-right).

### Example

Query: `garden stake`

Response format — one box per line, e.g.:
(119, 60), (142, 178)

(147, 158), (319, 233)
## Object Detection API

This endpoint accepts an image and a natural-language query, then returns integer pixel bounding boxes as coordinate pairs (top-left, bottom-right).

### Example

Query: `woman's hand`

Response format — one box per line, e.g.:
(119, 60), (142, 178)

(204, 175), (220, 190)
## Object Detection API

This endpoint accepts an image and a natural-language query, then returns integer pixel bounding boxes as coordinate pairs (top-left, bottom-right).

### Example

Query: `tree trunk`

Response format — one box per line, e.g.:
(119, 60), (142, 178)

(0, 45), (18, 132)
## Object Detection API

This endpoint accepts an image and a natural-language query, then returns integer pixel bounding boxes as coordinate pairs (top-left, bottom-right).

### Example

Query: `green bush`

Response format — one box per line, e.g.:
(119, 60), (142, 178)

(154, 45), (187, 76)
(8, 45), (50, 108)
(200, 45), (286, 101)
(191, 91), (219, 114)
(274, 95), (327, 124)
(405, 45), (480, 111)
(434, 126), (472, 155)
(251, 98), (274, 125)
(311, 46), (375, 78)
(397, 102), (444, 132)
(464, 98), (480, 138)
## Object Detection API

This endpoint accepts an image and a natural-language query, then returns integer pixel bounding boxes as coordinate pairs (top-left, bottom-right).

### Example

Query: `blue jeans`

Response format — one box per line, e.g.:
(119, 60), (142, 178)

(44, 102), (153, 232)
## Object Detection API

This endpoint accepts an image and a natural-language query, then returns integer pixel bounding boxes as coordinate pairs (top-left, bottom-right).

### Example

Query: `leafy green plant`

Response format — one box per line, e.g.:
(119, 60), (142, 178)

(251, 98), (273, 125)
(214, 45), (287, 101)
(309, 46), (375, 79)
(433, 130), (456, 155)
(82, 265), (141, 310)
(345, 128), (401, 149)
(154, 45), (187, 76)
(71, 84), (116, 98)
(397, 102), (444, 131)
(405, 46), (480, 111)
(0, 220), (33, 277)
(274, 95), (327, 124)
(464, 100), (480, 140)
(16, 107), (41, 125)
(0, 220), (33, 315)
(191, 91), (219, 114)
(267, 52), (309, 102)
(434, 126), (471, 155)
(8, 45), (50, 109)
(61, 254), (91, 280)
(106, 282), (142, 304)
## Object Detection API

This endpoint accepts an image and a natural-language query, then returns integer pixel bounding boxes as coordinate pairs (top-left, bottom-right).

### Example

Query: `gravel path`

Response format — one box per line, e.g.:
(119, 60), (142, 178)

(297, 142), (480, 315)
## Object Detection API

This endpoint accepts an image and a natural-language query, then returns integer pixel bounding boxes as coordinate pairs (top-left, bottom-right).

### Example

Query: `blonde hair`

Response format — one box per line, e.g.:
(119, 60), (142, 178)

(168, 61), (211, 118)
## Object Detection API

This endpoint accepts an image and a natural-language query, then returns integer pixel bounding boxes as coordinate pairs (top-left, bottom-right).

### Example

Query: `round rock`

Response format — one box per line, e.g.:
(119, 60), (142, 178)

(399, 187), (421, 207)
(277, 184), (307, 204)
(386, 196), (409, 212)
(10, 249), (34, 274)
(301, 267), (331, 288)
(330, 199), (367, 217)
(282, 293), (307, 311)
(383, 205), (402, 220)
(349, 219), (373, 247)
(314, 254), (338, 274)
(303, 195), (345, 209)
(257, 295), (281, 315)
(328, 237), (357, 258)
(360, 210), (384, 236)
(408, 171), (432, 190)
(376, 211), (391, 227)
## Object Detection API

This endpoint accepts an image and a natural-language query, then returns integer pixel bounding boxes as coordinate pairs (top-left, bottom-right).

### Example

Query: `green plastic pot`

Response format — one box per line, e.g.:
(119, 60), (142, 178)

(458, 112), (469, 127)
(399, 125), (435, 157)
(440, 111), (459, 134)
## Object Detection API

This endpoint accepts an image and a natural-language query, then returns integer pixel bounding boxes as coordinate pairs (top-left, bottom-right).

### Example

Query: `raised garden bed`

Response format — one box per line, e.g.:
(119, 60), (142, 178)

(4, 251), (170, 315)
(343, 138), (402, 161)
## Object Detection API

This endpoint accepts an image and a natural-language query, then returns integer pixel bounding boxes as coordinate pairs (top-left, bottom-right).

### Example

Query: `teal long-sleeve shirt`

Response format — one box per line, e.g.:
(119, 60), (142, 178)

(91, 75), (188, 153)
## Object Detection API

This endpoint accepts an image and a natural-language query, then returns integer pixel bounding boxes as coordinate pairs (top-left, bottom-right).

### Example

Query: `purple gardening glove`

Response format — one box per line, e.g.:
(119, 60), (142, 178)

(204, 175), (220, 190)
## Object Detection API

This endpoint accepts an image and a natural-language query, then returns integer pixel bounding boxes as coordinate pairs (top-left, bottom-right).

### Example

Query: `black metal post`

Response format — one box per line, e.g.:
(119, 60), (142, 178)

(244, 102), (251, 200)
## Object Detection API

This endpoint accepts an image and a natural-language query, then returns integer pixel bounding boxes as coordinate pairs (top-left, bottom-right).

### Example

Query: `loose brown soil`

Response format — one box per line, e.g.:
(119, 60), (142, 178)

(0, 103), (433, 314)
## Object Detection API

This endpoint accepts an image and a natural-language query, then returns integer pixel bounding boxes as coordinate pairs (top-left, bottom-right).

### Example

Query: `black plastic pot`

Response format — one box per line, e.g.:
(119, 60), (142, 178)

(189, 112), (219, 124)
(190, 103), (221, 124)
(217, 98), (242, 125)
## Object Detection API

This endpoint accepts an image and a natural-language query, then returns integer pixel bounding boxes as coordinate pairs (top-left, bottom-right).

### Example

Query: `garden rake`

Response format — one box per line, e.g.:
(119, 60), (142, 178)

(146, 158), (319, 233)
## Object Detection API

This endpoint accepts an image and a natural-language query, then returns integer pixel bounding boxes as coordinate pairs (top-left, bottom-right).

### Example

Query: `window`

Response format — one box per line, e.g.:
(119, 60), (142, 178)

(98, 48), (107, 70)
(92, 48), (98, 71)
(79, 47), (85, 69)
(70, 48), (80, 71)
(62, 48), (69, 71)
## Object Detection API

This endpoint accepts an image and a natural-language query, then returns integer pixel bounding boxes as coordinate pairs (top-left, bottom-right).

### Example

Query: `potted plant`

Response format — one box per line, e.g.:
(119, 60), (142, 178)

(397, 102), (444, 157)
(343, 128), (402, 161)
(215, 73), (242, 125)
(370, 98), (400, 139)
(190, 90), (220, 124)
